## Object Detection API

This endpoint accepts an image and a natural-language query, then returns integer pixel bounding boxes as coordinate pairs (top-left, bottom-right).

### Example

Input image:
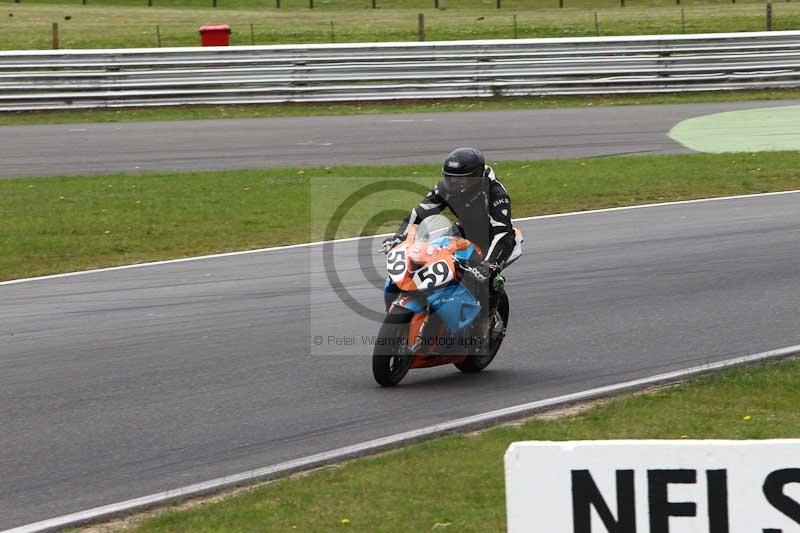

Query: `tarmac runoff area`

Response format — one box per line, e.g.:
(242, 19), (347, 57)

(669, 104), (800, 153)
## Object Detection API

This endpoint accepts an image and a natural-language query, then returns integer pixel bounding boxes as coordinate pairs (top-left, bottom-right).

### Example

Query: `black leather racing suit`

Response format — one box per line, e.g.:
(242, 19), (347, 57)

(397, 165), (516, 268)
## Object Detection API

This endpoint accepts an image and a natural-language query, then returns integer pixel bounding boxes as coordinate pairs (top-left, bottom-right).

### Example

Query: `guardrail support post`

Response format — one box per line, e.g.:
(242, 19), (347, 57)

(51, 22), (58, 49)
(418, 13), (425, 41)
(767, 2), (773, 29)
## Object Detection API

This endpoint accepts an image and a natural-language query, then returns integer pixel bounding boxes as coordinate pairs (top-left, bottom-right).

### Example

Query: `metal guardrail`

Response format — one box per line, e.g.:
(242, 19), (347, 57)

(1, 31), (800, 111)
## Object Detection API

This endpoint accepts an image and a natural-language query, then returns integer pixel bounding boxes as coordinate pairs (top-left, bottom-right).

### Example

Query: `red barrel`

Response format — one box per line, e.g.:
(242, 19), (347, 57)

(199, 24), (231, 46)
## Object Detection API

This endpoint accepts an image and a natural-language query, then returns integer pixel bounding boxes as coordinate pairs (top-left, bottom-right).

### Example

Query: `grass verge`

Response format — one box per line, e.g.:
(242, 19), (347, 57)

(2, 90), (800, 127)
(118, 357), (800, 531)
(2, 2), (800, 50)
(2, 151), (800, 282)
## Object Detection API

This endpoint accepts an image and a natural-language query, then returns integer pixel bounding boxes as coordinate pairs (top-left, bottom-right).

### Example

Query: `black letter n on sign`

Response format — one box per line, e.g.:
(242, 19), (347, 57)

(571, 470), (636, 533)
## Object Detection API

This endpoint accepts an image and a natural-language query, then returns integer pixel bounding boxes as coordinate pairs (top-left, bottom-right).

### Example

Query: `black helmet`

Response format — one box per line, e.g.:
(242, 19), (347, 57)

(441, 147), (486, 197)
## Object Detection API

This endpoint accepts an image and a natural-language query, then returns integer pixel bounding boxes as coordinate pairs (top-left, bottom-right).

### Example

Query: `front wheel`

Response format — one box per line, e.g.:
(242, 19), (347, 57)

(455, 289), (509, 373)
(372, 309), (415, 387)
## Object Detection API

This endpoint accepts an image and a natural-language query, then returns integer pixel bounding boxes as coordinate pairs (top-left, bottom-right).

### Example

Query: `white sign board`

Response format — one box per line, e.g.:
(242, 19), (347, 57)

(505, 440), (800, 533)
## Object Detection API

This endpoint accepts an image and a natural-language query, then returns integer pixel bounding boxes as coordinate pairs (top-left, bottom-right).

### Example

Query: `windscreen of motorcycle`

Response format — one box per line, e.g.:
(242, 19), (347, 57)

(413, 214), (457, 244)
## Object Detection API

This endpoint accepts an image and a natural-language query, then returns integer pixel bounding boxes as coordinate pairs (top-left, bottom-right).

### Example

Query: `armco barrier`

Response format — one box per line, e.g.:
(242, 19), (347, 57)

(1, 31), (800, 111)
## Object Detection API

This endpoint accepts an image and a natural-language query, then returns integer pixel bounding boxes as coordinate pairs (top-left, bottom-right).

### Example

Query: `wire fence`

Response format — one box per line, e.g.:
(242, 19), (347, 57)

(5, 4), (799, 49)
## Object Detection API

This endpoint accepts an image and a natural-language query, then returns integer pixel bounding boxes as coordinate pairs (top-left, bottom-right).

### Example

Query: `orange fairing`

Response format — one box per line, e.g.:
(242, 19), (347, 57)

(393, 225), (473, 292)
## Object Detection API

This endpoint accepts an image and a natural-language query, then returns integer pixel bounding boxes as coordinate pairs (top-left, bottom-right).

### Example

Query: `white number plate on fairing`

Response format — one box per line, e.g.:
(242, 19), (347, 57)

(412, 260), (453, 290)
(386, 247), (407, 283)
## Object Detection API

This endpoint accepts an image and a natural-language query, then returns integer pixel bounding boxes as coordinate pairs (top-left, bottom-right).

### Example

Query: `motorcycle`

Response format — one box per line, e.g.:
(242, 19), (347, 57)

(373, 214), (523, 387)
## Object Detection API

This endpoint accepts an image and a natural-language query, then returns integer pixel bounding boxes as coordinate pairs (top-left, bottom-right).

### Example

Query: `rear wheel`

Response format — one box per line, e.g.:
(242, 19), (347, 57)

(372, 310), (415, 387)
(455, 289), (509, 373)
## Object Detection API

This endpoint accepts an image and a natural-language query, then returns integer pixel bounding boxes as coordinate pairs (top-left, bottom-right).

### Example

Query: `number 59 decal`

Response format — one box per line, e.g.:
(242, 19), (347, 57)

(386, 249), (407, 283)
(413, 261), (454, 290)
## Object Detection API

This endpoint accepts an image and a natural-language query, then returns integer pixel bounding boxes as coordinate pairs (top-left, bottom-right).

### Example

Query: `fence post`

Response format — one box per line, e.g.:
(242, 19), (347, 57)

(51, 22), (59, 49)
(680, 8), (685, 33)
(372, 0), (376, 7)
(513, 14), (518, 38)
(309, 0), (314, 8)
(559, 0), (563, 7)
(276, 0), (280, 7)
(620, 0), (624, 7)
(148, 0), (152, 6)
(418, 13), (425, 41)
(594, 11), (599, 35)
(496, 0), (501, 8)
(766, 1), (773, 29)
(212, 0), (217, 6)
(156, 24), (161, 47)
(434, 0), (439, 8)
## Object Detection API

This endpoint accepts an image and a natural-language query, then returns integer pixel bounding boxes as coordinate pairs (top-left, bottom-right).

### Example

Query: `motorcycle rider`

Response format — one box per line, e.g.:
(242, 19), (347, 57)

(381, 147), (516, 339)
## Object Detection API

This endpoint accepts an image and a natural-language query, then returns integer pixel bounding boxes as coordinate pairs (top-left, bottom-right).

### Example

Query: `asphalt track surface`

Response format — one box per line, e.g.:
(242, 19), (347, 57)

(3, 100), (800, 178)
(3, 192), (800, 529)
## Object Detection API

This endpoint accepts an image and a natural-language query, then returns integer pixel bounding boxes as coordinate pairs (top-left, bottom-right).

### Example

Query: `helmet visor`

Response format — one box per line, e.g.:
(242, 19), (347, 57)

(444, 174), (482, 195)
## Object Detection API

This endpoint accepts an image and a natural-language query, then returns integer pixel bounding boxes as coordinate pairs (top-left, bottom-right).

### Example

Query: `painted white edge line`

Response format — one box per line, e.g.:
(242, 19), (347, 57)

(2, 189), (799, 288)
(8, 343), (800, 533)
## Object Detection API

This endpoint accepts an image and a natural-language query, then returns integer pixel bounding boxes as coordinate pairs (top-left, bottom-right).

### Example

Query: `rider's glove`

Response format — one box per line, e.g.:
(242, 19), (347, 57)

(466, 261), (500, 283)
(381, 233), (404, 253)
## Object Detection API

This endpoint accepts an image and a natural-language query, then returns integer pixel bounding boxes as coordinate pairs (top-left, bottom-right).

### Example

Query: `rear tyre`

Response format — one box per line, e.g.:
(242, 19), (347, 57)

(372, 309), (415, 387)
(455, 289), (509, 373)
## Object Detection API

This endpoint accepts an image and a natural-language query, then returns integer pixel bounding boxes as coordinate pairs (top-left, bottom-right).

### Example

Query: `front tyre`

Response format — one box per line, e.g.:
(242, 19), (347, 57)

(372, 309), (415, 387)
(455, 288), (509, 373)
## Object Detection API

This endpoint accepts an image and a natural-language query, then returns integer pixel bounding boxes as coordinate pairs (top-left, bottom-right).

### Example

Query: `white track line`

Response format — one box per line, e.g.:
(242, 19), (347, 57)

(2, 189), (799, 288)
(7, 343), (800, 533)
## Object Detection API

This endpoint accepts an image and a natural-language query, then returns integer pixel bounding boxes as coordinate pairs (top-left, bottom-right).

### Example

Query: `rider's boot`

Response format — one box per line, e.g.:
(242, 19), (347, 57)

(471, 274), (502, 352)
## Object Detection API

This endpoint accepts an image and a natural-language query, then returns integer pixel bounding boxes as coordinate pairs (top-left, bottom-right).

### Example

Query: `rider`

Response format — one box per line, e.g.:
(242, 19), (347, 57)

(382, 147), (516, 334)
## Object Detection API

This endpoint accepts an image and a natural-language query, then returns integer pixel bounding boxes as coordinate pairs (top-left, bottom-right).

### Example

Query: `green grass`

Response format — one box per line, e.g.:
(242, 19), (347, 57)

(1, 1), (798, 50)
(2, 151), (800, 282)
(127, 357), (800, 531)
(3, 89), (800, 126)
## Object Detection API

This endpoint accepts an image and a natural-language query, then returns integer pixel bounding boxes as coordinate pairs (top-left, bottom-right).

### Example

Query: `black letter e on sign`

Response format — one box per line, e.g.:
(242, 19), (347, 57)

(763, 468), (800, 533)
(571, 470), (636, 533)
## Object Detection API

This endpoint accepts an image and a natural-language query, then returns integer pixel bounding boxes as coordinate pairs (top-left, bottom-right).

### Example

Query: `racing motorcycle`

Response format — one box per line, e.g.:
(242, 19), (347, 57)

(373, 214), (522, 387)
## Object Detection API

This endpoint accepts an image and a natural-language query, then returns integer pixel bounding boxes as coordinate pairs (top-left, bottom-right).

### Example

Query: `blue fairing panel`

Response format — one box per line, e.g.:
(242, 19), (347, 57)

(385, 278), (427, 313)
(427, 283), (480, 333)
(454, 244), (475, 262)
